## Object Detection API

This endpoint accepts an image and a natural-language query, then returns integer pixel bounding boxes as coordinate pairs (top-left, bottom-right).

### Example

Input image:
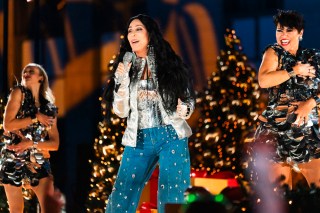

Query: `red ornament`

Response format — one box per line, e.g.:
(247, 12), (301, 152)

(139, 202), (157, 213)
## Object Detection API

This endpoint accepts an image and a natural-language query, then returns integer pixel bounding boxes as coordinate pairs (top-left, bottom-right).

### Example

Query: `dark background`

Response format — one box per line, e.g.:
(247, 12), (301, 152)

(1, 0), (320, 212)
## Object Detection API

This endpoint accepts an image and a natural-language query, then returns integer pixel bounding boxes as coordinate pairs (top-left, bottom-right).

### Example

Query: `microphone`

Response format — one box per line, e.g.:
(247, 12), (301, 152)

(123, 52), (133, 72)
(115, 52), (133, 92)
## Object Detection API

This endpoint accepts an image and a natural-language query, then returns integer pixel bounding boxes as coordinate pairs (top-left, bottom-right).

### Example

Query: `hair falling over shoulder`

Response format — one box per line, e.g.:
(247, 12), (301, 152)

(102, 14), (195, 123)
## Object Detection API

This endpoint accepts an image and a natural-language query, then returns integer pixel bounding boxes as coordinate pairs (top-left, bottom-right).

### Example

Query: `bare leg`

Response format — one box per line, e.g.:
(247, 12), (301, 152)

(269, 162), (293, 188)
(299, 159), (320, 187)
(32, 176), (55, 213)
(3, 184), (24, 213)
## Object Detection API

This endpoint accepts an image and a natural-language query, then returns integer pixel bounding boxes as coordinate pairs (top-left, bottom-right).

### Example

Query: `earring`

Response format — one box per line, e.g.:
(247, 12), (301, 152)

(299, 36), (303, 41)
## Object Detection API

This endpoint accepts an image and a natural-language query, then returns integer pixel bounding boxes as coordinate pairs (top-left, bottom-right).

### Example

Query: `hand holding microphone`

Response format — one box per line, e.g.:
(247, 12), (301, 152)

(176, 98), (190, 119)
(115, 52), (133, 85)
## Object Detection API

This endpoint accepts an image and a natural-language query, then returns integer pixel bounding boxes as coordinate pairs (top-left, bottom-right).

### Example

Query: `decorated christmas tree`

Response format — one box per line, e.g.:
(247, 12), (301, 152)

(86, 57), (126, 212)
(189, 29), (261, 178)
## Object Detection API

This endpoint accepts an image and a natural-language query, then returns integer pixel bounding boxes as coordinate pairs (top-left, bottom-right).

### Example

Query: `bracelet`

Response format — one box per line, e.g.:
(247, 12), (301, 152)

(286, 67), (296, 78)
(313, 95), (320, 108)
(33, 141), (38, 148)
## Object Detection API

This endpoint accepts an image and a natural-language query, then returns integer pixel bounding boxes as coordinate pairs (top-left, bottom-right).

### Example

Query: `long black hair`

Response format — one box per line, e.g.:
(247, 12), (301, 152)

(103, 14), (195, 123)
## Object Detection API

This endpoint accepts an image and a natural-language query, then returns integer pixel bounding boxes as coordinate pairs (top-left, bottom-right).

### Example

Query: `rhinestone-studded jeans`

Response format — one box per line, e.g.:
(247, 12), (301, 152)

(105, 125), (190, 213)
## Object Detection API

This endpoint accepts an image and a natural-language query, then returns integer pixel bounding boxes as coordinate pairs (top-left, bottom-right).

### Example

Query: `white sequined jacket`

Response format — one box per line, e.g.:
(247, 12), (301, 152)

(113, 54), (194, 147)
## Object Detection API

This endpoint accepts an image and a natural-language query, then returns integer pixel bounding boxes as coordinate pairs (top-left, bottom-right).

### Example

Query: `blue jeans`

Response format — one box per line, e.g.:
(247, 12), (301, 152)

(105, 125), (190, 213)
